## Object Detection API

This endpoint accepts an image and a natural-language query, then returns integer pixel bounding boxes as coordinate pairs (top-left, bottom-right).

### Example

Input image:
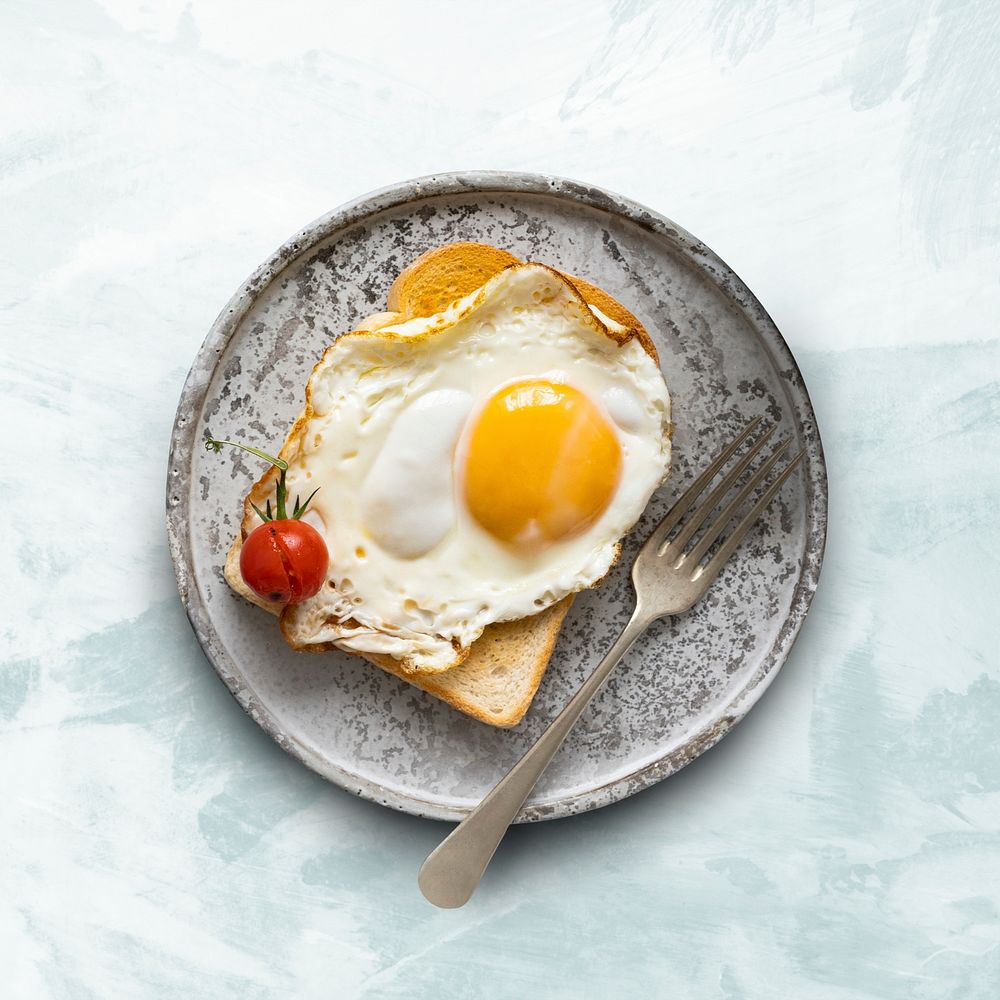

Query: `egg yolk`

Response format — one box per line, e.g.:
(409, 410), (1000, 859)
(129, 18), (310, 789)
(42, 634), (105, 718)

(462, 380), (622, 548)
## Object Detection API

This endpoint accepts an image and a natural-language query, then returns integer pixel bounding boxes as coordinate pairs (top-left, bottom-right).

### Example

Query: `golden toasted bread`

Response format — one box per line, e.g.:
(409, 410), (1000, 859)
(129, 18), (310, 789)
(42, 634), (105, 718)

(224, 242), (657, 726)
(386, 242), (521, 317)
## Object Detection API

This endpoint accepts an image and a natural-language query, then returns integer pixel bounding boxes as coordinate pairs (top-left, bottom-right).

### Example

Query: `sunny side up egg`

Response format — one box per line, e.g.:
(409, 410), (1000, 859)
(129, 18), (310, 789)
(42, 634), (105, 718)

(279, 264), (671, 673)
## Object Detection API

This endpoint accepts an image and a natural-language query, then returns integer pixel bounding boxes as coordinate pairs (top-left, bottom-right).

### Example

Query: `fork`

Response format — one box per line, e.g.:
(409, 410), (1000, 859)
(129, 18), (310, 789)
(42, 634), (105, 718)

(418, 416), (803, 908)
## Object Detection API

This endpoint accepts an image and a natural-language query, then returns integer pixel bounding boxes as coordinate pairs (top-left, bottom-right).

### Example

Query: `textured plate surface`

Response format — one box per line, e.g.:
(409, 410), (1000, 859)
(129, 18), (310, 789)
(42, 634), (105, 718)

(167, 172), (827, 822)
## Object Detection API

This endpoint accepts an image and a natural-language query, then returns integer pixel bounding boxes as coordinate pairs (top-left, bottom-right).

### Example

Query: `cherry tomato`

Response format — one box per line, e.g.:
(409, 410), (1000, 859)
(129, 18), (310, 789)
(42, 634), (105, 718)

(240, 519), (329, 604)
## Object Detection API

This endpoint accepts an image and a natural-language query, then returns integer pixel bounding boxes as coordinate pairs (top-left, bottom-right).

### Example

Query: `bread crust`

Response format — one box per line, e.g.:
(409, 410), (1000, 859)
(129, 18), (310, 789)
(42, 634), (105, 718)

(223, 242), (658, 725)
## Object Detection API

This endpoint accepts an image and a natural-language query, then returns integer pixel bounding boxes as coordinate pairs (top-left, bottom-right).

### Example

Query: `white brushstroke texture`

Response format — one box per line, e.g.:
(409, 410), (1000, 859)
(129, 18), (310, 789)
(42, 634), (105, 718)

(1, 0), (999, 996)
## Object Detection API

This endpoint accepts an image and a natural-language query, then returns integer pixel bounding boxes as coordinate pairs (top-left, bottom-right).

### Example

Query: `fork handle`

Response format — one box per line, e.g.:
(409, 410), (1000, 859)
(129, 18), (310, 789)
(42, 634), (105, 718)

(418, 606), (652, 908)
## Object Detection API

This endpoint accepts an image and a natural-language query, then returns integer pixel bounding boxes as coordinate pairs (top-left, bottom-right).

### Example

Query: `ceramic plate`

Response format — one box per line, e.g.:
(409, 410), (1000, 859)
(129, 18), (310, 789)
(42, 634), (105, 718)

(167, 172), (827, 822)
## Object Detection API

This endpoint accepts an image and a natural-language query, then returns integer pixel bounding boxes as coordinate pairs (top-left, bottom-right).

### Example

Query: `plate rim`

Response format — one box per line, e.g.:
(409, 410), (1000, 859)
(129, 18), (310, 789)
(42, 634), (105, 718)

(166, 170), (828, 823)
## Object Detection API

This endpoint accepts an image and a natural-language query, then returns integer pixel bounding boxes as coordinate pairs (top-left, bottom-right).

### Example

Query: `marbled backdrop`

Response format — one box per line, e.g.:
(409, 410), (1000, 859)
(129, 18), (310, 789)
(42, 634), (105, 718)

(2, 1), (998, 997)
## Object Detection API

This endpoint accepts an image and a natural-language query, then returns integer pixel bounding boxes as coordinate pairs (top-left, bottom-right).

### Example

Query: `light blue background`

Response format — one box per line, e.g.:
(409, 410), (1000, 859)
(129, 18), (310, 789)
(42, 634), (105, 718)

(2, 1), (998, 996)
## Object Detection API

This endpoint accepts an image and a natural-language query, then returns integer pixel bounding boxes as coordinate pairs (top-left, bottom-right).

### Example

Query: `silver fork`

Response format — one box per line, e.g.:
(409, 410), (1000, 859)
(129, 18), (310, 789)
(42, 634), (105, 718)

(418, 417), (803, 908)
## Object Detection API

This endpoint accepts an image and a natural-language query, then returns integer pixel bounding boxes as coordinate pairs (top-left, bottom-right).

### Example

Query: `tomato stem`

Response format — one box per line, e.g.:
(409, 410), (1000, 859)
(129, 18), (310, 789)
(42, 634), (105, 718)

(275, 472), (288, 521)
(206, 436), (318, 523)
(205, 438), (288, 471)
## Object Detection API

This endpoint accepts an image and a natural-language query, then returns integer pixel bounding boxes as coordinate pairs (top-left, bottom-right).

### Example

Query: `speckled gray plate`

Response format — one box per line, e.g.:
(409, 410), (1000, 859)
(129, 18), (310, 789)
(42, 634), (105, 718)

(167, 171), (826, 823)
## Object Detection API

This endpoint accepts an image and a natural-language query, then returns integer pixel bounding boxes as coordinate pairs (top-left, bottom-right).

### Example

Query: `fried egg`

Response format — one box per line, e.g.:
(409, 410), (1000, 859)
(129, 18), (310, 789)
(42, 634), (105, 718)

(279, 264), (671, 672)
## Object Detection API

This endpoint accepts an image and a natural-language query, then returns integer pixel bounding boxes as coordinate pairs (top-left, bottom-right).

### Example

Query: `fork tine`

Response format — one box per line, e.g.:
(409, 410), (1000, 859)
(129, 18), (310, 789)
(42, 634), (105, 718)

(661, 423), (777, 556)
(682, 440), (792, 569)
(694, 451), (804, 583)
(645, 415), (764, 552)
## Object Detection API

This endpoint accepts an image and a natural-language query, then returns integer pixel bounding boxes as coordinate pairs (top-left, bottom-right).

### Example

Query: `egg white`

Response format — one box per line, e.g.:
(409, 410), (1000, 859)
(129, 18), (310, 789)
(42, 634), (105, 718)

(279, 265), (671, 673)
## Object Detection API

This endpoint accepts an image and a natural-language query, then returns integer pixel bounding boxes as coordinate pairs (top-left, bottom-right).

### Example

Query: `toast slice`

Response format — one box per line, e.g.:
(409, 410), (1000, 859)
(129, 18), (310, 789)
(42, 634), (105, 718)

(224, 242), (656, 726)
(223, 539), (573, 727)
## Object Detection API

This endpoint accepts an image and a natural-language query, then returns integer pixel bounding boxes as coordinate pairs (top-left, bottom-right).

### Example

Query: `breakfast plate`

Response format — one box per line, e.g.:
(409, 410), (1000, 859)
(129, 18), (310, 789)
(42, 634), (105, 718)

(167, 172), (827, 822)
